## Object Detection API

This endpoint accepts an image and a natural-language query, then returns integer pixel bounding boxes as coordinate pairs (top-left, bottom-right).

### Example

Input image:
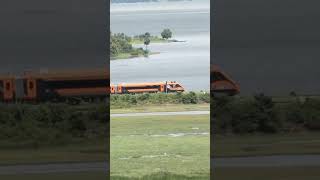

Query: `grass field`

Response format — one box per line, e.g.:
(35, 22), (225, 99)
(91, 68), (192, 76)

(0, 140), (108, 165)
(110, 115), (210, 179)
(0, 172), (209, 180)
(213, 133), (320, 179)
(111, 104), (209, 114)
(214, 166), (320, 180)
(213, 132), (320, 157)
(0, 172), (107, 180)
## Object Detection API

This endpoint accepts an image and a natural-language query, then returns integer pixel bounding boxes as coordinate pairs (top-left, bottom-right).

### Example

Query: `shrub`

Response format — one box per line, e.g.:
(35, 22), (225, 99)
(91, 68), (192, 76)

(0, 103), (108, 149)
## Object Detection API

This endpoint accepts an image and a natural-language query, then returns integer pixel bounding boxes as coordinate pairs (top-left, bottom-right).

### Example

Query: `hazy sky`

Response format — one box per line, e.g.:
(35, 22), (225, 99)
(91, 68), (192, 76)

(0, 0), (108, 74)
(111, 0), (209, 12)
(214, 0), (320, 95)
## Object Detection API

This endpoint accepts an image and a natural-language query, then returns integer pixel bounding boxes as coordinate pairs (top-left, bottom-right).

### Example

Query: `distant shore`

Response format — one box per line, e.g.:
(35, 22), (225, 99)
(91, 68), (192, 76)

(131, 37), (186, 45)
(111, 51), (160, 60)
(111, 37), (185, 60)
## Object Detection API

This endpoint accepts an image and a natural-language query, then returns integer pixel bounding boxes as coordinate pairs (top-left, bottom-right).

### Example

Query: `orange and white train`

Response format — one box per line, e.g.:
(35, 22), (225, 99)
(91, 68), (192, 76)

(0, 69), (184, 103)
(110, 81), (184, 94)
(0, 65), (239, 103)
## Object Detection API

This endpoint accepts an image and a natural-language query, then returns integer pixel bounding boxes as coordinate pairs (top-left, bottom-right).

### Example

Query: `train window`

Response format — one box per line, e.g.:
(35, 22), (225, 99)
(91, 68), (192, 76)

(29, 81), (34, 89)
(5, 82), (10, 91)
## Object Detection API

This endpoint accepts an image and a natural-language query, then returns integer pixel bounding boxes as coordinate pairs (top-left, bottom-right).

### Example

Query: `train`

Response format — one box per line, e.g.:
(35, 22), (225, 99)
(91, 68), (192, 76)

(0, 65), (237, 103)
(110, 81), (184, 94)
(0, 69), (109, 104)
(211, 65), (240, 96)
(0, 69), (185, 103)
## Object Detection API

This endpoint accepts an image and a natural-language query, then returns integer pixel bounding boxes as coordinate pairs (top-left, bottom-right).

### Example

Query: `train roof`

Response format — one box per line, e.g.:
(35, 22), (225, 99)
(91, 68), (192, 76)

(119, 82), (166, 87)
(23, 68), (109, 81)
(118, 81), (182, 87)
(0, 74), (15, 80)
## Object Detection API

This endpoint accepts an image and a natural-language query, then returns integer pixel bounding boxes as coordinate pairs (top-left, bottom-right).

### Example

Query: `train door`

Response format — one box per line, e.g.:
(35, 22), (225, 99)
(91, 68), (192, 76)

(26, 78), (37, 100)
(111, 85), (116, 94)
(117, 85), (122, 94)
(160, 84), (165, 93)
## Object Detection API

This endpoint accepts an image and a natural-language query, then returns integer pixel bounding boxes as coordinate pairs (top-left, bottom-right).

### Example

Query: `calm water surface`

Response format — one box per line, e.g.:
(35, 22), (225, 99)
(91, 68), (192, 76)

(111, 1), (210, 91)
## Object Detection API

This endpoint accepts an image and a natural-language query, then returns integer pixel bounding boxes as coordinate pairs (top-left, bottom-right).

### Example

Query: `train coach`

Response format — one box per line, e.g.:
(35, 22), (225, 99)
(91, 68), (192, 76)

(110, 81), (184, 94)
(0, 69), (109, 103)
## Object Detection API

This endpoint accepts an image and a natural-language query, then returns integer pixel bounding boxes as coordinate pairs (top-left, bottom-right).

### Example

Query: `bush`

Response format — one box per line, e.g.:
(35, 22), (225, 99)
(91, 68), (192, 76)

(0, 103), (108, 149)
(211, 95), (320, 134)
(110, 92), (210, 108)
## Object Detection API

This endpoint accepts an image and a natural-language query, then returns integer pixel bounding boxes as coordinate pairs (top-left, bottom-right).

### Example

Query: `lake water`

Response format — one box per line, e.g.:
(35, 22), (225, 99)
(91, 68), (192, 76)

(111, 0), (210, 91)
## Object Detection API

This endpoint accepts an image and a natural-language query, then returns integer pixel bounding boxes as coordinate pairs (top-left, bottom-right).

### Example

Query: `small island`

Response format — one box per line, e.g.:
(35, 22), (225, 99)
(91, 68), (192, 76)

(110, 29), (182, 60)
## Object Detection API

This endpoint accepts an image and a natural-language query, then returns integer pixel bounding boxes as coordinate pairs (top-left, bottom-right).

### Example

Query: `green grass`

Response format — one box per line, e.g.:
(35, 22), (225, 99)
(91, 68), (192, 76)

(0, 172), (209, 180)
(214, 166), (320, 180)
(111, 104), (209, 114)
(111, 115), (210, 178)
(213, 132), (320, 157)
(0, 140), (108, 165)
(112, 172), (209, 180)
(0, 172), (107, 180)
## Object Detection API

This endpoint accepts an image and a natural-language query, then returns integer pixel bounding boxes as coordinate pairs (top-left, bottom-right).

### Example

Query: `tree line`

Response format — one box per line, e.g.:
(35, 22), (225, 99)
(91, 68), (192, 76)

(212, 94), (320, 134)
(111, 92), (210, 108)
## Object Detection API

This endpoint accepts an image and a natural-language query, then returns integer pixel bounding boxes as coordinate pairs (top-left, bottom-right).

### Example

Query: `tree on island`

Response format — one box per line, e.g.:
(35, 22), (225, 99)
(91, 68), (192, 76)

(143, 32), (151, 51)
(161, 28), (173, 40)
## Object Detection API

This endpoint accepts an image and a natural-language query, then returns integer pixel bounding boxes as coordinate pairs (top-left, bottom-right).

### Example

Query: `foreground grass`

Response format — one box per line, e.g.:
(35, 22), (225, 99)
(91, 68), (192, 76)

(0, 140), (108, 165)
(112, 172), (209, 180)
(0, 172), (106, 180)
(111, 104), (209, 114)
(213, 132), (320, 157)
(111, 115), (210, 178)
(214, 166), (320, 180)
(0, 172), (209, 180)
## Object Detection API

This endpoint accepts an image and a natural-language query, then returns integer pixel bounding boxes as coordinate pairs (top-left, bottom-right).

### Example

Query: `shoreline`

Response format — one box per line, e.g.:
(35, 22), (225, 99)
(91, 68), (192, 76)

(110, 51), (160, 60)
(131, 38), (185, 45)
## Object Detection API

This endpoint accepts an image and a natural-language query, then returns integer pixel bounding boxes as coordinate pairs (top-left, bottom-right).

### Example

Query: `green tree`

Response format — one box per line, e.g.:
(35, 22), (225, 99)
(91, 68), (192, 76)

(110, 32), (133, 57)
(161, 28), (173, 40)
(144, 32), (151, 51)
